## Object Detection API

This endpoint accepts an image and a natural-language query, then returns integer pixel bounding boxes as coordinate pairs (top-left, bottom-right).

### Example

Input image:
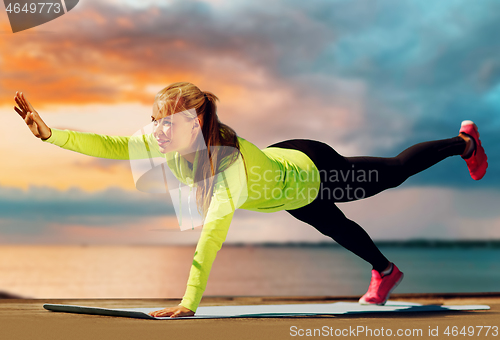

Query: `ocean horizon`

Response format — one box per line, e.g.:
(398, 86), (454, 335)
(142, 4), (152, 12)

(1, 241), (499, 299)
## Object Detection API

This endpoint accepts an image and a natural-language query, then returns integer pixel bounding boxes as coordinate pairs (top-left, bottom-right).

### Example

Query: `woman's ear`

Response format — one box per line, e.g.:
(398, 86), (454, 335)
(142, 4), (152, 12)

(193, 117), (202, 130)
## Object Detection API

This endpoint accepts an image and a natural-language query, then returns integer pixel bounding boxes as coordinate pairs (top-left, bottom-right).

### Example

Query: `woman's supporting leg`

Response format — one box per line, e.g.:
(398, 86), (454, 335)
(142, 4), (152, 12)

(286, 198), (390, 272)
(319, 136), (467, 202)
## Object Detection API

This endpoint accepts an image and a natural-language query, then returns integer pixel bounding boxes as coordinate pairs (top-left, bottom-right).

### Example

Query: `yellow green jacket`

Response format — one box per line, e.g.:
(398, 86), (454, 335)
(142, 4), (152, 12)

(42, 128), (320, 312)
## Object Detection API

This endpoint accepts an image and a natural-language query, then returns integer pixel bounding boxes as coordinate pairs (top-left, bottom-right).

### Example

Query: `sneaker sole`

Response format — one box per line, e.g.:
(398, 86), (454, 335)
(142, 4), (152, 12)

(358, 272), (404, 306)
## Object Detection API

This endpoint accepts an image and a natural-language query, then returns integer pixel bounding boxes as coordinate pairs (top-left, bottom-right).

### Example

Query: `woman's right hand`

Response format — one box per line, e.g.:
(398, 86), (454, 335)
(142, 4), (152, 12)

(14, 91), (52, 140)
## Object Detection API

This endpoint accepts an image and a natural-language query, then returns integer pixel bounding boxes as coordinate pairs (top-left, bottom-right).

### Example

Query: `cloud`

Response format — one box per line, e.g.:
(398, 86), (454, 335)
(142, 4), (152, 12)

(0, 185), (176, 235)
(1, 0), (499, 245)
(0, 0), (338, 106)
(0, 183), (499, 244)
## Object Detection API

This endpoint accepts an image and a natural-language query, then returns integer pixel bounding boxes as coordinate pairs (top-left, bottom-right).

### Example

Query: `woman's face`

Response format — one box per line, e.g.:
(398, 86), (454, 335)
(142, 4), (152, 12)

(151, 103), (201, 154)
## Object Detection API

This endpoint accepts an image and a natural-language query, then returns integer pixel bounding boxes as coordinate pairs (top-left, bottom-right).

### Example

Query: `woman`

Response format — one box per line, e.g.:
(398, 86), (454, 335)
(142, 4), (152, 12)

(14, 82), (488, 318)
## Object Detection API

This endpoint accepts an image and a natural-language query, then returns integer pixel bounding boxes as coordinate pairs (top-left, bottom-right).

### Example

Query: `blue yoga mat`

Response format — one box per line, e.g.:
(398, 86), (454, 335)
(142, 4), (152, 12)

(43, 301), (490, 319)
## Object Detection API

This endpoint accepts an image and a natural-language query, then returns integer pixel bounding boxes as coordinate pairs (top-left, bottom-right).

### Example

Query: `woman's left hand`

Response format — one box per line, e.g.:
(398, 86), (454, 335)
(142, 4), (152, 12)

(148, 305), (195, 318)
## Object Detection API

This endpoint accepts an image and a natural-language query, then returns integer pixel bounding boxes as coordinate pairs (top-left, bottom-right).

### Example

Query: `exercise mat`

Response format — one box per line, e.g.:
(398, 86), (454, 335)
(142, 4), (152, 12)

(43, 301), (490, 319)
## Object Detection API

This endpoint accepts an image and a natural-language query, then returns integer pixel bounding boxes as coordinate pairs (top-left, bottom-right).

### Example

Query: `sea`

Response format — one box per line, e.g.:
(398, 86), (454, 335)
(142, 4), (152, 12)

(0, 242), (499, 299)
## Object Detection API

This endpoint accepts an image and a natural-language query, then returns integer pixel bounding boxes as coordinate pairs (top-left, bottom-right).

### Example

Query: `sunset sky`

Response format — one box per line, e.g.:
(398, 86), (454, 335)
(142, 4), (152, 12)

(1, 0), (499, 244)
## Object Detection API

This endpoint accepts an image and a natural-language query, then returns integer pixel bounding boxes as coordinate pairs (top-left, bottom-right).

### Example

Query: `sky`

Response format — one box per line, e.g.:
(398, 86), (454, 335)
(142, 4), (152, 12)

(0, 0), (499, 244)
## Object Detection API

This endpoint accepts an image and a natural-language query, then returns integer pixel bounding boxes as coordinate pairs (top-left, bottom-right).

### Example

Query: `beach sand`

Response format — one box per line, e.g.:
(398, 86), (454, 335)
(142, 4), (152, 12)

(1, 293), (499, 340)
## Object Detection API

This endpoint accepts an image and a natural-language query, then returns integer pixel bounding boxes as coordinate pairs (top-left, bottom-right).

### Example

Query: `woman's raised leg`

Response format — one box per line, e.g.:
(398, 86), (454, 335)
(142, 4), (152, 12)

(319, 135), (468, 203)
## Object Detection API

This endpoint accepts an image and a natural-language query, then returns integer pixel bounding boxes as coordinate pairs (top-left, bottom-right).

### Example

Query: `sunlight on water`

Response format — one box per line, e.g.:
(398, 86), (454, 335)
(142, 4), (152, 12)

(0, 245), (498, 298)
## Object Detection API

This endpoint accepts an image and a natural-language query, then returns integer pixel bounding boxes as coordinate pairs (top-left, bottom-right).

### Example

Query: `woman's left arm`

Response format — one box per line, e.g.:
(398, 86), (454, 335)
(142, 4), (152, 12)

(147, 201), (236, 317)
(179, 208), (236, 313)
(149, 155), (247, 317)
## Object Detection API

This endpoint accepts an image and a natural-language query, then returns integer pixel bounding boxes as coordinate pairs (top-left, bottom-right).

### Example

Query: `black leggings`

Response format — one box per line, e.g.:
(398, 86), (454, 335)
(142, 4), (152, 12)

(267, 136), (466, 272)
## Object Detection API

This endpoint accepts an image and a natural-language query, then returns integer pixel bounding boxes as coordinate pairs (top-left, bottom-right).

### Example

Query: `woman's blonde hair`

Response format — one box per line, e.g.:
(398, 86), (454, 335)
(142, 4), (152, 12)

(154, 82), (242, 219)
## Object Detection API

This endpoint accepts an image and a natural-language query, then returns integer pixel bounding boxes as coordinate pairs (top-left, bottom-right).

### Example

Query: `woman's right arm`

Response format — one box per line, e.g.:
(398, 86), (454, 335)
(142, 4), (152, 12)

(41, 128), (164, 160)
(14, 91), (163, 160)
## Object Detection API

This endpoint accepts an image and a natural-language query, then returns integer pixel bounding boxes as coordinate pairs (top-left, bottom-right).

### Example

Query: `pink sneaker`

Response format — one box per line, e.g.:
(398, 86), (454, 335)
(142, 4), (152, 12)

(459, 120), (488, 180)
(359, 263), (404, 305)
